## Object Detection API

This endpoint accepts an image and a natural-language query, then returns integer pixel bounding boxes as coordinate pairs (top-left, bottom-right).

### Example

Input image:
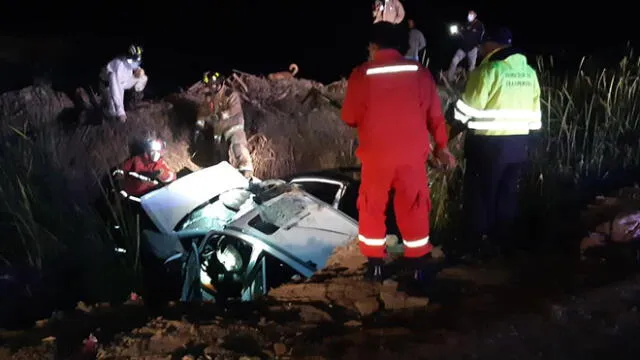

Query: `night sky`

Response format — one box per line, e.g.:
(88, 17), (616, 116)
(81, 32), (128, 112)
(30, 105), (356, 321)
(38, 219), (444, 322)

(0, 0), (632, 95)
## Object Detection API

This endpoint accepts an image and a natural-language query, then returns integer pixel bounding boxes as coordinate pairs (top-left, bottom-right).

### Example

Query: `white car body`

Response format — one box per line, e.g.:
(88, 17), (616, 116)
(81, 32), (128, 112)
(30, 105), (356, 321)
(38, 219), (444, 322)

(138, 162), (358, 300)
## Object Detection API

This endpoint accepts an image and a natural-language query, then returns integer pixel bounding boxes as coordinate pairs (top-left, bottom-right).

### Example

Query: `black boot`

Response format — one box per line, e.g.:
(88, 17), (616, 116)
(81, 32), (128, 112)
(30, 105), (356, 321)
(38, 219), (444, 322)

(364, 258), (384, 283)
(399, 255), (437, 295)
(404, 255), (433, 282)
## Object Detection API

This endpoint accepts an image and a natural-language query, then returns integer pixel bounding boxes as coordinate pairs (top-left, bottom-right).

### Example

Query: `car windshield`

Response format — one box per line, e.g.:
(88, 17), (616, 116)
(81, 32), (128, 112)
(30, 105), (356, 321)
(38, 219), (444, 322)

(177, 188), (254, 232)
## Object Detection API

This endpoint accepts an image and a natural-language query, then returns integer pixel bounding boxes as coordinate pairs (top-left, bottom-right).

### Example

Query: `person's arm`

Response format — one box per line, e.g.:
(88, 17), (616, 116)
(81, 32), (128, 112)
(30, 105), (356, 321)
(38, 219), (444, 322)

(108, 63), (126, 116)
(227, 91), (245, 125)
(133, 68), (148, 92)
(395, 1), (405, 23)
(113, 157), (133, 178)
(476, 21), (485, 45)
(406, 31), (417, 57)
(422, 70), (448, 151)
(450, 65), (497, 138)
(154, 160), (176, 183)
(341, 67), (366, 128)
(417, 31), (427, 52)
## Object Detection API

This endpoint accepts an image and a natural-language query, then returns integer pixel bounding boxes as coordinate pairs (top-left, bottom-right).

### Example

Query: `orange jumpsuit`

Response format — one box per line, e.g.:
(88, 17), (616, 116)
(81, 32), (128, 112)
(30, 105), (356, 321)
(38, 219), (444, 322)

(341, 49), (449, 258)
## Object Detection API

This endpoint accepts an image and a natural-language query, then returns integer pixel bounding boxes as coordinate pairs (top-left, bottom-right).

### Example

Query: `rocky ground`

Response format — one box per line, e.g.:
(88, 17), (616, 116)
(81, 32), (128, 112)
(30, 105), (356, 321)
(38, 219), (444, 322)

(2, 240), (640, 359)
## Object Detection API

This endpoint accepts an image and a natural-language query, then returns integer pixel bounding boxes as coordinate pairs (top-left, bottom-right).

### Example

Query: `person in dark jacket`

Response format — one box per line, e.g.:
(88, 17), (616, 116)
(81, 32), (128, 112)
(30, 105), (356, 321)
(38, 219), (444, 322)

(446, 10), (485, 81)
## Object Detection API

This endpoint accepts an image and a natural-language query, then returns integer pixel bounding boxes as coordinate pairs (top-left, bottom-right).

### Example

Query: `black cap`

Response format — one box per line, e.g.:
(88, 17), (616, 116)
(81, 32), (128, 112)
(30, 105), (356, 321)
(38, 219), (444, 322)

(370, 21), (403, 51)
(482, 27), (512, 45)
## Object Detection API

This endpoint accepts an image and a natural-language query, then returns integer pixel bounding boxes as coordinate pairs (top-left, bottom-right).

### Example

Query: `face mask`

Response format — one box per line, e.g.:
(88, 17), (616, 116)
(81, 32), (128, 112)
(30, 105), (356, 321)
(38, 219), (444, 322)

(126, 58), (141, 69)
(467, 14), (475, 22)
(150, 151), (161, 162)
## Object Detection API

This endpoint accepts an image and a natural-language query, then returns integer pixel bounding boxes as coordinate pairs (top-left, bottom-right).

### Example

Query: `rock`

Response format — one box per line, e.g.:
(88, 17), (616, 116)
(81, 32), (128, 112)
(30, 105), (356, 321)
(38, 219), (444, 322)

(431, 245), (446, 259)
(379, 280), (429, 311)
(274, 343), (287, 356)
(296, 305), (333, 323)
(203, 345), (217, 356)
(35, 319), (48, 328)
(354, 298), (380, 316)
(0, 348), (10, 358)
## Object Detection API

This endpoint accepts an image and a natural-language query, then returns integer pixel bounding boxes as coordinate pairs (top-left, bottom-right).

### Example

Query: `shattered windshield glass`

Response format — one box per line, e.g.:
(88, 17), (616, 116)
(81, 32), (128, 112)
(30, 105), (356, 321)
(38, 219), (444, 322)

(256, 191), (310, 228)
(178, 188), (254, 232)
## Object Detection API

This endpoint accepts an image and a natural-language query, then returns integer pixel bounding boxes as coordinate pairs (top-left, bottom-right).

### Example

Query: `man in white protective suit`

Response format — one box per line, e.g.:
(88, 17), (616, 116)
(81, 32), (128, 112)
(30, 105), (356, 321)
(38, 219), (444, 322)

(100, 44), (148, 123)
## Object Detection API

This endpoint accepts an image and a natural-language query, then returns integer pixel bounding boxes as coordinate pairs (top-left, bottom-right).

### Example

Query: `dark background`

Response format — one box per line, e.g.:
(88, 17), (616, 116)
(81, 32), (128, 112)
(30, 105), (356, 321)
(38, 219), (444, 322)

(0, 0), (632, 96)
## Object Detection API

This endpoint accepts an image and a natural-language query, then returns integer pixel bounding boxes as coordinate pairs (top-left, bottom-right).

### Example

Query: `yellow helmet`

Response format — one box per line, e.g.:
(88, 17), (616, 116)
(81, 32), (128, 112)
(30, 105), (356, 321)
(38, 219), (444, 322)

(203, 71), (222, 84)
(127, 44), (143, 63)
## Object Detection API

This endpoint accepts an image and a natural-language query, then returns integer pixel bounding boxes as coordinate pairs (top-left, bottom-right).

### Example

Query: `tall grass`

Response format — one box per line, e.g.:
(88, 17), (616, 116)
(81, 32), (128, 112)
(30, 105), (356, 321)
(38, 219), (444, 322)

(0, 126), (139, 309)
(430, 53), (640, 247)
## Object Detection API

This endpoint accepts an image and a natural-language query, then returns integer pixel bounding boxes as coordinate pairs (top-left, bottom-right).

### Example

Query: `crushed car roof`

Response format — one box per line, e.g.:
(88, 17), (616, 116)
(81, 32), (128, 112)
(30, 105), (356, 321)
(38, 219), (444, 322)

(141, 162), (249, 234)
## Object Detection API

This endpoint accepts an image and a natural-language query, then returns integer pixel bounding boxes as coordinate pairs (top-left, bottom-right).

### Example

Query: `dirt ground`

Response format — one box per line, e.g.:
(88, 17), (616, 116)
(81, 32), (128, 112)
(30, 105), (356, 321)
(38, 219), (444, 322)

(2, 240), (640, 359)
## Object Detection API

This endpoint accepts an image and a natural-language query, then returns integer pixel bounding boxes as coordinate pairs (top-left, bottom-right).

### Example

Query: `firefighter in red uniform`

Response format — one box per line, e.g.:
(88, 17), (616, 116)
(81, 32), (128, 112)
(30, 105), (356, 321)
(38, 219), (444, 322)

(114, 136), (176, 198)
(341, 21), (456, 281)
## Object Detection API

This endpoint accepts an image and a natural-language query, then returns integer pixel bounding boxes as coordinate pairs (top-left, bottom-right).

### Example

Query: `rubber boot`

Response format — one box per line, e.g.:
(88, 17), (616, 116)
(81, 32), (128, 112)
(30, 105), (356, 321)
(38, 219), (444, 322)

(403, 255), (436, 295)
(364, 258), (384, 283)
(403, 255), (432, 282)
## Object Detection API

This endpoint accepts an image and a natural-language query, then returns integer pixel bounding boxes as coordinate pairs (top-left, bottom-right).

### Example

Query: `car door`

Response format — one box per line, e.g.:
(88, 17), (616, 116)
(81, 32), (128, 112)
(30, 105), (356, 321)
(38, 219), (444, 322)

(288, 177), (349, 209)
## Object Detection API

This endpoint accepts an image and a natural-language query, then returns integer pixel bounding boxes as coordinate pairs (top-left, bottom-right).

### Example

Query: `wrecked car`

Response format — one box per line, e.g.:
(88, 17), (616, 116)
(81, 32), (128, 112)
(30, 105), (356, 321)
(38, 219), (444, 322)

(137, 161), (359, 303)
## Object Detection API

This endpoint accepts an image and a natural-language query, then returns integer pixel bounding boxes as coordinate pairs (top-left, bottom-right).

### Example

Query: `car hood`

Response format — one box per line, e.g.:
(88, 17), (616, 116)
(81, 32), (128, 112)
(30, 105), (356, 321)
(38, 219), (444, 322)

(141, 162), (249, 234)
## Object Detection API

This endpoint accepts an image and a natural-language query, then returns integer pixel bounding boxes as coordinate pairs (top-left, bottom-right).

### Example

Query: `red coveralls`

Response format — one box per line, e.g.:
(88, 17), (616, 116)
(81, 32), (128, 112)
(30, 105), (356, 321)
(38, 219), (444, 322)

(341, 49), (449, 259)
(120, 154), (176, 197)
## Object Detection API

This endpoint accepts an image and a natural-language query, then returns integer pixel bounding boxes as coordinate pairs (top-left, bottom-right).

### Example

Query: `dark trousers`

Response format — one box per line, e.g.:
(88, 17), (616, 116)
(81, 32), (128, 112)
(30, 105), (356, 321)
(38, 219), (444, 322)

(462, 134), (529, 249)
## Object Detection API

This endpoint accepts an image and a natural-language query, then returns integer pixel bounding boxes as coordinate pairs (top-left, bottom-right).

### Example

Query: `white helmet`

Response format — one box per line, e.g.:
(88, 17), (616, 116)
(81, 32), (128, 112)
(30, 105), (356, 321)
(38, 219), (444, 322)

(144, 136), (165, 162)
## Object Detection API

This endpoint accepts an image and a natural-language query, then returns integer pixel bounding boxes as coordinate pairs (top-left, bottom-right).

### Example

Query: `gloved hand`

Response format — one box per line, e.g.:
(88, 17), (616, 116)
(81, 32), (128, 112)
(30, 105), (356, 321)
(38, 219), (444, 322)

(433, 147), (457, 170)
(148, 170), (161, 180)
(133, 67), (145, 78)
(240, 170), (254, 180)
(117, 114), (127, 123)
(140, 170), (161, 181)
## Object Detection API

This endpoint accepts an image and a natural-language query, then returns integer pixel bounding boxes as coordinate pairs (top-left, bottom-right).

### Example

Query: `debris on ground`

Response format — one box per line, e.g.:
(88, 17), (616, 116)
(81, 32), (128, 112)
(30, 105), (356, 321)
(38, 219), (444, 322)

(579, 187), (640, 257)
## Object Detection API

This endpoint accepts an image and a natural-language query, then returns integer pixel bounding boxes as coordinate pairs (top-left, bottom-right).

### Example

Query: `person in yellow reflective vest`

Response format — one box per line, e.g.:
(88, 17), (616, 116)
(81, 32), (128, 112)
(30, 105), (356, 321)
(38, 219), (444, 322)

(448, 27), (541, 259)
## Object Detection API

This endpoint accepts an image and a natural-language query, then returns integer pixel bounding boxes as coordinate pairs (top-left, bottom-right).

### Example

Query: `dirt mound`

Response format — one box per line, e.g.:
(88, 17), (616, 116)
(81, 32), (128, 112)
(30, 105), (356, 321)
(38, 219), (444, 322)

(0, 73), (359, 203)
(172, 72), (357, 179)
(0, 85), (73, 134)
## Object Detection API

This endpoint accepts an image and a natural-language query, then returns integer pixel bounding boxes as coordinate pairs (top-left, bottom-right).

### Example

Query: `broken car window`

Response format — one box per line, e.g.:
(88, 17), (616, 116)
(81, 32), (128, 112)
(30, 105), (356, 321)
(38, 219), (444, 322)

(290, 181), (342, 206)
(200, 234), (254, 301)
(263, 252), (304, 290)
